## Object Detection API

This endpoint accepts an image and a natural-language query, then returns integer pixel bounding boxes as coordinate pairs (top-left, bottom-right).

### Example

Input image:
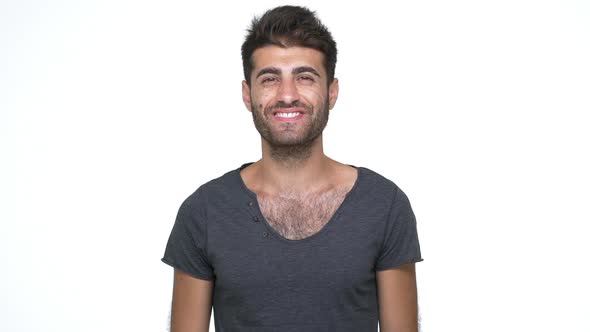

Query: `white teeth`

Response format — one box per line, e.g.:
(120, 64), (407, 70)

(276, 112), (301, 118)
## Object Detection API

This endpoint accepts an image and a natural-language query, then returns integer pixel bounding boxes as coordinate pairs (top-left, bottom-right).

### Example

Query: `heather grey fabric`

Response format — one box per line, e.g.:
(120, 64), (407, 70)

(161, 162), (422, 332)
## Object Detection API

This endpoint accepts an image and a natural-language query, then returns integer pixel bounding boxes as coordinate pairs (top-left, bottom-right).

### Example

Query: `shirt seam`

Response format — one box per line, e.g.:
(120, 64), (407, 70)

(375, 256), (424, 271)
(202, 186), (210, 260)
(379, 184), (400, 257)
(160, 257), (215, 280)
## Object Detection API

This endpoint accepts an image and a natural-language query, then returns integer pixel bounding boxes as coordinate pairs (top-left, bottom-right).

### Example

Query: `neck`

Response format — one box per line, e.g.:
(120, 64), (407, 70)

(254, 135), (334, 193)
(267, 138), (314, 169)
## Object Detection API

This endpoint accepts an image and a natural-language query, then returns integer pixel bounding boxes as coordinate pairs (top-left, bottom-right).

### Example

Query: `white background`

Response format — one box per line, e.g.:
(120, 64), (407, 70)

(2, 0), (589, 331)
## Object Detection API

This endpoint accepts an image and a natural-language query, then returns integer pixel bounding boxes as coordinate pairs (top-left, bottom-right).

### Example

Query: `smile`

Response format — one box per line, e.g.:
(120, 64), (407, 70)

(276, 112), (301, 118)
(273, 111), (305, 122)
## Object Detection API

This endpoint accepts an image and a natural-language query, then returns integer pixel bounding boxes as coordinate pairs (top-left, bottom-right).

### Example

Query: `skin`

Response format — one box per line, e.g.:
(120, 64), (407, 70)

(240, 45), (346, 195)
(169, 270), (213, 332)
(377, 263), (420, 332)
(168, 45), (419, 332)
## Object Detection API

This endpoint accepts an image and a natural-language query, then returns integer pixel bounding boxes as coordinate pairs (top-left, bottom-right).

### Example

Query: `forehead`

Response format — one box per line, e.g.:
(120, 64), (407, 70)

(251, 46), (326, 75)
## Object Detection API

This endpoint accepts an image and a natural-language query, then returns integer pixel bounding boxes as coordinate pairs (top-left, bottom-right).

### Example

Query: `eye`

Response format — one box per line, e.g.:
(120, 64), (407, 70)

(298, 75), (315, 83)
(260, 76), (278, 85)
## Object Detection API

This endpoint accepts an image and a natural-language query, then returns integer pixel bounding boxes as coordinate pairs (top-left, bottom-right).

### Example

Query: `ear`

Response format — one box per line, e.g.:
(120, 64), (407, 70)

(328, 78), (339, 110)
(242, 80), (252, 112)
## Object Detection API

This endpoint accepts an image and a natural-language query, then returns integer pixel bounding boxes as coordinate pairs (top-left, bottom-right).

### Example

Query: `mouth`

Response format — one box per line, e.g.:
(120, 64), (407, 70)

(272, 108), (306, 122)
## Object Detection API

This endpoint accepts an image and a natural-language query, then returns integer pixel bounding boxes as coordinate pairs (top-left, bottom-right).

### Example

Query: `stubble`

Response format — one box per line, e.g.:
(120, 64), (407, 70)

(251, 99), (330, 167)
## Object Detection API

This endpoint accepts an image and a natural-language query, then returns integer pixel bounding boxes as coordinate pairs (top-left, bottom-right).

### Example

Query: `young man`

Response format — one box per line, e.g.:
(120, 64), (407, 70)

(162, 6), (422, 332)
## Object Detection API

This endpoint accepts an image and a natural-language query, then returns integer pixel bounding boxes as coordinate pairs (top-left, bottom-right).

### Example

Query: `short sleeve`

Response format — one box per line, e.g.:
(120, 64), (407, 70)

(375, 187), (423, 271)
(161, 188), (215, 280)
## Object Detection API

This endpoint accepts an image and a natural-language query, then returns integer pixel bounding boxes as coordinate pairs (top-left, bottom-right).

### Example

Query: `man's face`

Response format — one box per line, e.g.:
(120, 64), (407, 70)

(242, 46), (339, 147)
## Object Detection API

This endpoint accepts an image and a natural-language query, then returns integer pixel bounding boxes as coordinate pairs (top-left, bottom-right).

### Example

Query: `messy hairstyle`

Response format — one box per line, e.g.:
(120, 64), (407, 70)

(241, 5), (337, 85)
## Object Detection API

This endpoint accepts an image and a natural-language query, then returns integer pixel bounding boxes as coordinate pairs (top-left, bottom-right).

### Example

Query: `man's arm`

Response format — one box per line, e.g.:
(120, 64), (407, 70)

(376, 263), (419, 332)
(170, 269), (214, 332)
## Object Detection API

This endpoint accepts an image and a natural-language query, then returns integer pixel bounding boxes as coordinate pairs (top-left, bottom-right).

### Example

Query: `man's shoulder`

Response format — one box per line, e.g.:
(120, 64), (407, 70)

(202, 167), (240, 191)
(357, 165), (403, 195)
(181, 164), (245, 207)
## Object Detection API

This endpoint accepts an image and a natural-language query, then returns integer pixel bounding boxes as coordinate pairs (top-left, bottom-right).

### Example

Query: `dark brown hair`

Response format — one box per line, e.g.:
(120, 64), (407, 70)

(241, 6), (337, 85)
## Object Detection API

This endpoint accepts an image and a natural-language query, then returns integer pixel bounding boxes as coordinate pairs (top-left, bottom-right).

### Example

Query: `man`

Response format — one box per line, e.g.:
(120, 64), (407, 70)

(162, 5), (422, 332)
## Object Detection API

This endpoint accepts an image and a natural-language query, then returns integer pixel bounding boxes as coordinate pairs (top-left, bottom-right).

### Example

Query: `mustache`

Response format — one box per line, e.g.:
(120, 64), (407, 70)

(265, 101), (312, 114)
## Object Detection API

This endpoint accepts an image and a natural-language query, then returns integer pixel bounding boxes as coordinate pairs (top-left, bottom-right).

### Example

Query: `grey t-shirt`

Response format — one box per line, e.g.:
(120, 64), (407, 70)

(162, 162), (422, 332)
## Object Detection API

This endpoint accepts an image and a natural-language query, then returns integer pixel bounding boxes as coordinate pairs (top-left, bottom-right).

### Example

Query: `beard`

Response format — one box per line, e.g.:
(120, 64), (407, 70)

(251, 98), (330, 164)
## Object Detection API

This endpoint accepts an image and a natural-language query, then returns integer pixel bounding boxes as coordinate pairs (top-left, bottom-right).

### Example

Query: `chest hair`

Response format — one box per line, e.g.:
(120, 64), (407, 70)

(257, 188), (350, 240)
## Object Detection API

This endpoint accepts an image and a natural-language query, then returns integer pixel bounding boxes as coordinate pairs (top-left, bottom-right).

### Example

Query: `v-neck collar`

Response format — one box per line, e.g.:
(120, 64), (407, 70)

(233, 162), (363, 244)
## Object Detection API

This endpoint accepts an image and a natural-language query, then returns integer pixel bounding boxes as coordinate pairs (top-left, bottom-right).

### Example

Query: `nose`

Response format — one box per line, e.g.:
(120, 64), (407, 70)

(277, 78), (300, 105)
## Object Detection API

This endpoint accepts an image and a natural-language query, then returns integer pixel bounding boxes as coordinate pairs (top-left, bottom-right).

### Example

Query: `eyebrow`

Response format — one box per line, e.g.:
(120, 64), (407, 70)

(292, 66), (321, 77)
(256, 67), (281, 78)
(255, 66), (322, 79)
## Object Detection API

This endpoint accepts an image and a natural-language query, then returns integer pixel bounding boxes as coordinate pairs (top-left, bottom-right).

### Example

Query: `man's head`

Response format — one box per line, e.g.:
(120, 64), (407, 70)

(241, 5), (337, 86)
(241, 6), (339, 158)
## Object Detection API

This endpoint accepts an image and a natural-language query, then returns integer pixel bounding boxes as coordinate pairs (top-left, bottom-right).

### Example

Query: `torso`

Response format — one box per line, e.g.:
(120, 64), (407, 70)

(242, 162), (358, 240)
(257, 186), (351, 240)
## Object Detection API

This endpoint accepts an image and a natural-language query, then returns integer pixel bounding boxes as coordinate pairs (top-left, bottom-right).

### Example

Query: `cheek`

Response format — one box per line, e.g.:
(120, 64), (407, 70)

(301, 89), (327, 107)
(252, 91), (274, 108)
